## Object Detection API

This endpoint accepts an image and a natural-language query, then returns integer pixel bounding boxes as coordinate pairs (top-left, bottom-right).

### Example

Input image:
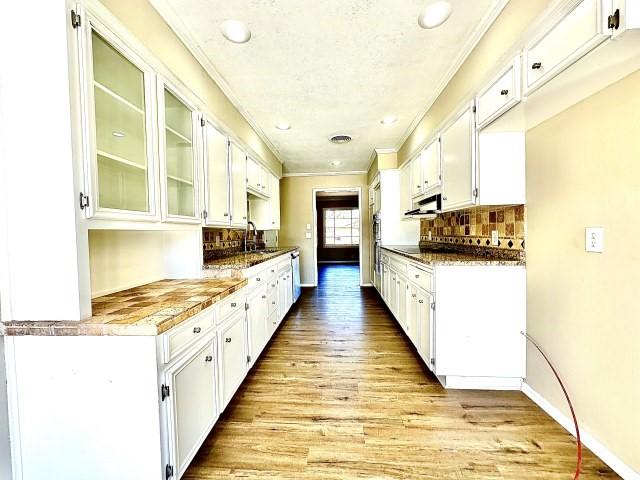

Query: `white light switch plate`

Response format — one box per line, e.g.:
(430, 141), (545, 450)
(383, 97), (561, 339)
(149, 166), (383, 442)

(305, 232), (312, 239)
(585, 227), (604, 253)
(306, 224), (311, 230)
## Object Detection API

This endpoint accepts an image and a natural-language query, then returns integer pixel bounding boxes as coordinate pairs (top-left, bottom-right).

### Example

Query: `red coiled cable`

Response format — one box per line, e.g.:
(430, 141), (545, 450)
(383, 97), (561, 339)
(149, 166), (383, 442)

(521, 331), (582, 479)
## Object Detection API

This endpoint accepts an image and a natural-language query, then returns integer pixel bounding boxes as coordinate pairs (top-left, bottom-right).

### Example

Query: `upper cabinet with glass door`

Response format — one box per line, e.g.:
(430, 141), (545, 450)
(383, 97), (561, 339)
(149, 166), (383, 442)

(158, 80), (200, 223)
(77, 16), (158, 221)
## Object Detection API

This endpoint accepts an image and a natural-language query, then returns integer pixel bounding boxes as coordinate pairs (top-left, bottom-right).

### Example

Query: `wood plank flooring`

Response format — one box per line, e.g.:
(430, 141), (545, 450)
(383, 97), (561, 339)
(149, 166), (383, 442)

(184, 264), (618, 479)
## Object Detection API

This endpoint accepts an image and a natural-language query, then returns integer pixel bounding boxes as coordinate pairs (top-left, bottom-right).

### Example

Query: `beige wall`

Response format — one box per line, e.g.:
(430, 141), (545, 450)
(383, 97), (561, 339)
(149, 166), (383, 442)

(397, 0), (552, 167)
(99, 0), (282, 176)
(526, 71), (640, 472)
(279, 175), (371, 285)
(367, 151), (398, 185)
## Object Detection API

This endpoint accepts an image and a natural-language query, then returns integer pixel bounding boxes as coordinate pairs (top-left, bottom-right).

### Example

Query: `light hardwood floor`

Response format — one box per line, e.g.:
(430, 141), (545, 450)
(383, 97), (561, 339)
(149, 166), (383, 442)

(184, 264), (618, 479)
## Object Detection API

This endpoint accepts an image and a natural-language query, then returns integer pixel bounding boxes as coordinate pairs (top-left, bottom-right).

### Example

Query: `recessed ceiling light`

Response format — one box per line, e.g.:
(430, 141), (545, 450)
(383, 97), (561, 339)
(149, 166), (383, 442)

(275, 123), (291, 131)
(112, 131), (125, 138)
(220, 20), (251, 44)
(418, 1), (453, 29)
(380, 116), (397, 125)
(331, 161), (341, 167)
(329, 135), (352, 144)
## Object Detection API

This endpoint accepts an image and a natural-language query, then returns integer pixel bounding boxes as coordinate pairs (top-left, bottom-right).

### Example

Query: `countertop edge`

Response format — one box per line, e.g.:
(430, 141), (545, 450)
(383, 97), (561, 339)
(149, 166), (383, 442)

(381, 245), (526, 267)
(202, 247), (299, 271)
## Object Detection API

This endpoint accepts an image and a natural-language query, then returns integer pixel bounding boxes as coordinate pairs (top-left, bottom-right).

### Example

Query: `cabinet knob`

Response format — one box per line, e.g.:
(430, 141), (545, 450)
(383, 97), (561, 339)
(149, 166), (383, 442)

(531, 62), (542, 70)
(272, 301), (276, 305)
(418, 299), (424, 304)
(500, 89), (509, 96)
(225, 337), (232, 343)
(257, 183), (261, 187)
(205, 355), (213, 362)
(271, 283), (276, 287)
(273, 321), (277, 325)
(243, 216), (247, 220)
(256, 277), (261, 281)
(231, 302), (237, 307)
(412, 294), (416, 298)
(272, 221), (275, 224)
(442, 196), (447, 201)
(193, 326), (201, 334)
(262, 295), (266, 299)
(223, 212), (229, 217)
(415, 274), (420, 278)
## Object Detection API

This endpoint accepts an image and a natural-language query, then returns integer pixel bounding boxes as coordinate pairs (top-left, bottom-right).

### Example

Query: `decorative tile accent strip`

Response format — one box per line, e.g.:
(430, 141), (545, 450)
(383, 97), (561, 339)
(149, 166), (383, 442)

(203, 227), (265, 261)
(420, 205), (526, 252)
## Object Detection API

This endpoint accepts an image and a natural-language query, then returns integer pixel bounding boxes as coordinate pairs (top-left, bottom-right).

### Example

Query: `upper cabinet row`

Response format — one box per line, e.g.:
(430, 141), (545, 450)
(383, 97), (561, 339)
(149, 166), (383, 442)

(73, 9), (279, 229)
(400, 0), (639, 217)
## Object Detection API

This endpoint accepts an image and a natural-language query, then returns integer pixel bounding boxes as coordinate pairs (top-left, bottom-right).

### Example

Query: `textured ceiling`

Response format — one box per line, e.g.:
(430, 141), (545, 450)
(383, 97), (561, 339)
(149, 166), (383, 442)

(153, 0), (501, 173)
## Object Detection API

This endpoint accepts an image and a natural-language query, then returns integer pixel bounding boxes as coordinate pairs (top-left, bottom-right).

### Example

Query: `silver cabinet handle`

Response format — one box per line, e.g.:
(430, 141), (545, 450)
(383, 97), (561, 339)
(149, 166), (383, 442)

(193, 326), (201, 334)
(531, 62), (542, 70)
(225, 337), (231, 343)
(205, 355), (213, 362)
(231, 302), (237, 307)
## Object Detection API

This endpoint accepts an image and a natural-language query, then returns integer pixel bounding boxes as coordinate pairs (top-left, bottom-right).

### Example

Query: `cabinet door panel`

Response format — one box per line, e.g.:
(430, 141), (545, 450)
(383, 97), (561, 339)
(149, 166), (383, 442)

(422, 138), (441, 194)
(219, 312), (247, 409)
(442, 106), (476, 211)
(166, 339), (217, 477)
(399, 164), (411, 218)
(407, 285), (420, 348)
(417, 289), (434, 371)
(204, 121), (230, 225)
(397, 275), (408, 331)
(230, 143), (247, 227)
(270, 174), (280, 229)
(411, 157), (423, 198)
(248, 289), (268, 366)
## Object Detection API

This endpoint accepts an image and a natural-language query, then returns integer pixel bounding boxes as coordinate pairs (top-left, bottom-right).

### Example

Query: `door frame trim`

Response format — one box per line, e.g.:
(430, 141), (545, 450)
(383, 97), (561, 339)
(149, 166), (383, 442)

(311, 187), (363, 287)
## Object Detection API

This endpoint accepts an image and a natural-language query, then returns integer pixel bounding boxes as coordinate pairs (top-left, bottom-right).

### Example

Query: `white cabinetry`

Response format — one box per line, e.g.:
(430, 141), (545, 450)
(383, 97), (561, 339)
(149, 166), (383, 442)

(230, 142), (247, 227)
(441, 104), (476, 211)
(476, 56), (521, 128)
(270, 174), (281, 229)
(247, 287), (269, 367)
(163, 337), (217, 478)
(378, 250), (525, 390)
(410, 154), (423, 198)
(203, 120), (230, 225)
(399, 162), (412, 218)
(524, 0), (608, 95)
(218, 310), (248, 409)
(248, 173), (281, 230)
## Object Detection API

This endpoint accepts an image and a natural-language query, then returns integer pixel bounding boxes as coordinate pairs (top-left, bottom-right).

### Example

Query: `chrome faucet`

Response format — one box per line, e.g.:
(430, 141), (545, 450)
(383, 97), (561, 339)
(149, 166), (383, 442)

(245, 221), (257, 252)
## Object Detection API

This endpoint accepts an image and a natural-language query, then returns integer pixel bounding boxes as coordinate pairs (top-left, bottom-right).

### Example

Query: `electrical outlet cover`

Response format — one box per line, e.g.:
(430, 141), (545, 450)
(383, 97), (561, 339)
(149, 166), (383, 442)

(585, 227), (604, 253)
(305, 232), (312, 239)
(491, 230), (499, 246)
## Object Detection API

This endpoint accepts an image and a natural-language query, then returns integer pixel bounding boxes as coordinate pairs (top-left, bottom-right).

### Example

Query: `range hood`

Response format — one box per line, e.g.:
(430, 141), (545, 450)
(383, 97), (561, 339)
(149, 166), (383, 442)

(404, 193), (441, 219)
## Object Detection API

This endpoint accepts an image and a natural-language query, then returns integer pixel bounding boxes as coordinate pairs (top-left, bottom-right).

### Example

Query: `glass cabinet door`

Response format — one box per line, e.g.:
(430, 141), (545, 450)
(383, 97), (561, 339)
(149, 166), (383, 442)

(85, 27), (156, 218)
(160, 85), (198, 221)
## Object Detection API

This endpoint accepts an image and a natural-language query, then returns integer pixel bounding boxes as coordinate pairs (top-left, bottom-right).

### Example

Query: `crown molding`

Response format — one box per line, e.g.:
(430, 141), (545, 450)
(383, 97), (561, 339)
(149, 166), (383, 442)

(394, 0), (510, 154)
(282, 171), (367, 178)
(149, 0), (283, 164)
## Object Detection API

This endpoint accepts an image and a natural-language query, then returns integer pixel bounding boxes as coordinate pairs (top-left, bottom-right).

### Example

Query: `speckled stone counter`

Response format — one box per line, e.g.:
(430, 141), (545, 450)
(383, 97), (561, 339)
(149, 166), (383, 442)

(381, 245), (525, 266)
(203, 247), (298, 271)
(1, 278), (247, 336)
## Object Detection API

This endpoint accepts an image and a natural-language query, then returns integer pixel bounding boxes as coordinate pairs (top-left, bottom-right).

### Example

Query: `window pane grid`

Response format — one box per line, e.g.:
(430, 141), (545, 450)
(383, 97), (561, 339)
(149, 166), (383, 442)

(323, 208), (360, 247)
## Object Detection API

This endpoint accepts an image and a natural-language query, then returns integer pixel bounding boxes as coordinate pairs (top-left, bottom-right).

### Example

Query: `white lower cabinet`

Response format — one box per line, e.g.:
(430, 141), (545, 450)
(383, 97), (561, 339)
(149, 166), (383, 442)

(379, 250), (525, 390)
(164, 337), (217, 479)
(247, 287), (269, 367)
(218, 310), (248, 410)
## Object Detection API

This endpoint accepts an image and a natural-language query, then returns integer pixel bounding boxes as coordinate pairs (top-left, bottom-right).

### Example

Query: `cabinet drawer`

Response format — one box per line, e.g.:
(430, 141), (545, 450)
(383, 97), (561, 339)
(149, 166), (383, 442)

(163, 308), (215, 363)
(524, 0), (607, 93)
(217, 289), (246, 324)
(390, 256), (407, 274)
(476, 57), (520, 127)
(248, 269), (267, 289)
(407, 264), (433, 292)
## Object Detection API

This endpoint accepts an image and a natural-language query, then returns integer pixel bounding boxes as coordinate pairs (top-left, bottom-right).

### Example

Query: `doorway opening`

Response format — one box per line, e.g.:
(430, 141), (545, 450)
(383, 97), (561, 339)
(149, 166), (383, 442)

(312, 188), (363, 288)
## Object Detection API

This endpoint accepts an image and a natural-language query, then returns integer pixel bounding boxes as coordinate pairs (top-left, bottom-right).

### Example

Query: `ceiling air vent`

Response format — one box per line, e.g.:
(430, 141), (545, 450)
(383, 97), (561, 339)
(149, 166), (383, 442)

(329, 135), (352, 144)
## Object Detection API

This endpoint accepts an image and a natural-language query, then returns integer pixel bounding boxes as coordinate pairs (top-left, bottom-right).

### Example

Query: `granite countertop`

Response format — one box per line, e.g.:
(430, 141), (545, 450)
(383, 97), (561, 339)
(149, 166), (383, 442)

(381, 245), (526, 266)
(1, 278), (247, 337)
(203, 246), (299, 270)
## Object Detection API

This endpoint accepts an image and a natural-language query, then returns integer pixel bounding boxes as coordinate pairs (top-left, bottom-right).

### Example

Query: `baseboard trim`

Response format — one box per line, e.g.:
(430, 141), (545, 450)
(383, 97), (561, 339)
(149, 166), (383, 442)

(300, 283), (315, 287)
(522, 383), (638, 480)
(360, 283), (373, 287)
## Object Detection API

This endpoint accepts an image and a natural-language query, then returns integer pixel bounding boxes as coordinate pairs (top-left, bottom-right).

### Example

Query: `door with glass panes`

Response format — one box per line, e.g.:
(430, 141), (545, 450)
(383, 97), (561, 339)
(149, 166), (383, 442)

(80, 22), (157, 220)
(158, 80), (199, 222)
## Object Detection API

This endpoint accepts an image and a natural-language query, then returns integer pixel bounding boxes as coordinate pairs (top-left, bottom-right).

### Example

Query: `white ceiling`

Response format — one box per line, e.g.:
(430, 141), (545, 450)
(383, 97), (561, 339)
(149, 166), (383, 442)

(152, 0), (504, 174)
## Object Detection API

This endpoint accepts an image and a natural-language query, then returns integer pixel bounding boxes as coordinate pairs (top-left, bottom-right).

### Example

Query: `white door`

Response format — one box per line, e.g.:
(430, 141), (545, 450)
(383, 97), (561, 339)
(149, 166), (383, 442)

(158, 81), (200, 223)
(203, 120), (230, 225)
(410, 156), (423, 198)
(397, 274), (409, 332)
(164, 338), (217, 478)
(218, 311), (247, 409)
(422, 138), (441, 194)
(80, 25), (158, 220)
(441, 104), (476, 211)
(416, 288), (434, 371)
(247, 288), (268, 367)
(269, 174), (280, 229)
(407, 285), (420, 348)
(229, 142), (247, 227)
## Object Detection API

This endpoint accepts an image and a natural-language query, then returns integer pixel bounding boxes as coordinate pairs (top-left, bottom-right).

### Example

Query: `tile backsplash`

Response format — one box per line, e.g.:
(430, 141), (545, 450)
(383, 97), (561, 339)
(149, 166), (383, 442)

(420, 205), (526, 251)
(203, 227), (265, 261)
